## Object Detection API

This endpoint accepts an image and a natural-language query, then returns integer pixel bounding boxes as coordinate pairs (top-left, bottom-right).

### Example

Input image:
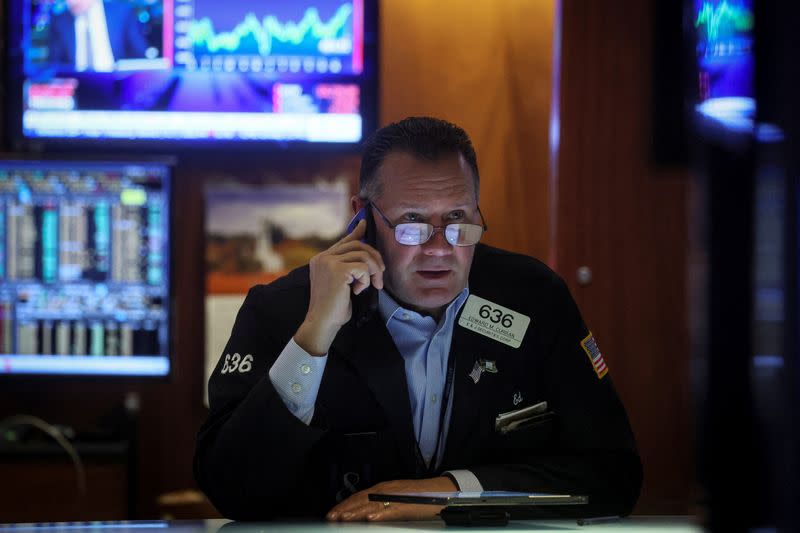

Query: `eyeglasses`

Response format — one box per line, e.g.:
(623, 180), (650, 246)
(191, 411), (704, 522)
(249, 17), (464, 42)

(370, 203), (488, 246)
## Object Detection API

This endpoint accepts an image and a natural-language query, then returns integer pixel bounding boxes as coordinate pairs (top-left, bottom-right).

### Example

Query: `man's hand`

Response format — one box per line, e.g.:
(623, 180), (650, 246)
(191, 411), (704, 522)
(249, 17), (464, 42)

(294, 219), (385, 356)
(326, 476), (458, 522)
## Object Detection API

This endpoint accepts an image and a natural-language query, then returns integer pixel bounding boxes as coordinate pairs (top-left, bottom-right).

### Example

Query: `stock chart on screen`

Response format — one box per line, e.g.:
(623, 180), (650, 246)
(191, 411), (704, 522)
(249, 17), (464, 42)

(176, 0), (362, 75)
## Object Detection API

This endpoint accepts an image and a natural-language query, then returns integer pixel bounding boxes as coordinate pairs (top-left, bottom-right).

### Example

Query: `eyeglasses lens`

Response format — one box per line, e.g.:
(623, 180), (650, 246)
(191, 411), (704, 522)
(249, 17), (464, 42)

(394, 223), (482, 246)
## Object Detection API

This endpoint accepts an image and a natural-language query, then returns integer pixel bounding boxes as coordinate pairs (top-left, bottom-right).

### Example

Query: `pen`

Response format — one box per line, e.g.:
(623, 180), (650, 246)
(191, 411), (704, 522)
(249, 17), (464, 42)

(576, 515), (621, 526)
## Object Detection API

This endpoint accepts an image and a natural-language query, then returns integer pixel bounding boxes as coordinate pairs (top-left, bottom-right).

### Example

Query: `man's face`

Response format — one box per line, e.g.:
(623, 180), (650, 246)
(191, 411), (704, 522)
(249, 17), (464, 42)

(367, 151), (479, 318)
(67, 0), (97, 16)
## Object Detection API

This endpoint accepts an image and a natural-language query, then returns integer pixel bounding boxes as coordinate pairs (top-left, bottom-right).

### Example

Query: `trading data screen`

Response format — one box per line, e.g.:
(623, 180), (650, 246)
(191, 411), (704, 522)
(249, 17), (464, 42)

(0, 159), (171, 376)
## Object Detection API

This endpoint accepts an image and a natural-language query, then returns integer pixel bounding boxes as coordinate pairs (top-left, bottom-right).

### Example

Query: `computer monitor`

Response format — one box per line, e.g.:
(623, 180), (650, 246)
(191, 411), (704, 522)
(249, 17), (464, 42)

(692, 0), (756, 134)
(4, 0), (378, 150)
(0, 157), (172, 377)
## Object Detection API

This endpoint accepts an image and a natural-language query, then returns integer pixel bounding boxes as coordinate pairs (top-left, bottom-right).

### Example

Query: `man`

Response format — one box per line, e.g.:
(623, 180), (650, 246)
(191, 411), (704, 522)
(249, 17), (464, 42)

(194, 117), (642, 521)
(48, 0), (148, 72)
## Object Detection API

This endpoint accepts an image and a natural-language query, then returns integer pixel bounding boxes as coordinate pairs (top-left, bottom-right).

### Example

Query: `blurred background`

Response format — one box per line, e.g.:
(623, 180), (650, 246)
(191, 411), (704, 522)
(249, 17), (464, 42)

(0, 0), (797, 530)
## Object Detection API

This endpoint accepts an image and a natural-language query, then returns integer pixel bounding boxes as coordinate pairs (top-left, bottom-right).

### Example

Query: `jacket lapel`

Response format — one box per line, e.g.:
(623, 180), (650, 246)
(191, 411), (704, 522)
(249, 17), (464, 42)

(441, 248), (501, 468)
(331, 313), (420, 475)
(441, 318), (489, 468)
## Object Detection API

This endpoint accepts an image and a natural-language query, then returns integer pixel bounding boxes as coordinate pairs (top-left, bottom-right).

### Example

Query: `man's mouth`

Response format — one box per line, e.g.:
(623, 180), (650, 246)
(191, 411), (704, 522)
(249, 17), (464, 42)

(416, 269), (451, 280)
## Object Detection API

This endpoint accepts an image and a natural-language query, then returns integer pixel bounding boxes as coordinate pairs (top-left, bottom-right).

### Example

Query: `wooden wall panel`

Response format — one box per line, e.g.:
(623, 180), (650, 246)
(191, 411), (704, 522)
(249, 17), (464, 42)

(556, 0), (694, 514)
(380, 0), (554, 260)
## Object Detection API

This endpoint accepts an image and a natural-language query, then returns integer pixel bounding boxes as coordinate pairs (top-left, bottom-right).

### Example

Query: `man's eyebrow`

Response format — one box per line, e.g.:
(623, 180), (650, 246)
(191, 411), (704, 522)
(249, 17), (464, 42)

(391, 203), (472, 211)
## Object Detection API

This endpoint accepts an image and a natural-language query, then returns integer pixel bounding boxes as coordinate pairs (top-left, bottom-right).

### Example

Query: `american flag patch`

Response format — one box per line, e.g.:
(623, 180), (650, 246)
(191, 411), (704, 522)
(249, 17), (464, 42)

(581, 333), (608, 379)
(469, 360), (483, 384)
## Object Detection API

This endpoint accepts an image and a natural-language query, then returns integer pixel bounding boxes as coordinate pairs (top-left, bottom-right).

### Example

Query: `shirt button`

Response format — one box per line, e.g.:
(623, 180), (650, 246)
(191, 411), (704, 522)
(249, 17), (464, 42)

(431, 394), (438, 403)
(300, 364), (311, 375)
(291, 382), (302, 393)
(403, 313), (410, 320)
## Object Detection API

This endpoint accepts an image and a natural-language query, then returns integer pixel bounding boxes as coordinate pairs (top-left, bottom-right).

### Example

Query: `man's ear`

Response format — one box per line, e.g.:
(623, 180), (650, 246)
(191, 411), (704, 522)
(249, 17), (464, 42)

(351, 195), (367, 214)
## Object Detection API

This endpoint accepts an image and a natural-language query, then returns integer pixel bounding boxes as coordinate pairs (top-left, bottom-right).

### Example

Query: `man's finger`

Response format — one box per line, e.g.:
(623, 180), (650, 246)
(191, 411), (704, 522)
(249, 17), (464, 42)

(339, 218), (365, 244)
(336, 501), (385, 522)
(351, 265), (384, 293)
(329, 490), (397, 522)
(338, 250), (383, 277)
(369, 270), (384, 291)
(365, 501), (398, 521)
(331, 240), (385, 271)
(349, 267), (373, 295)
(326, 492), (367, 520)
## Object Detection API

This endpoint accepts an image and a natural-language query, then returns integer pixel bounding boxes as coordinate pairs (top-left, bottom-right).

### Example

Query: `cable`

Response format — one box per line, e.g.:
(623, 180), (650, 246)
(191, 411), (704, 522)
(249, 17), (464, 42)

(0, 414), (87, 495)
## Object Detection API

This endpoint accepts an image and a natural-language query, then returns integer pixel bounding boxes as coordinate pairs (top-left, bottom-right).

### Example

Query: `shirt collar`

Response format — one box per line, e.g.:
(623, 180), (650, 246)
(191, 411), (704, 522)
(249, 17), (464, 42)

(86, 0), (105, 20)
(378, 287), (470, 328)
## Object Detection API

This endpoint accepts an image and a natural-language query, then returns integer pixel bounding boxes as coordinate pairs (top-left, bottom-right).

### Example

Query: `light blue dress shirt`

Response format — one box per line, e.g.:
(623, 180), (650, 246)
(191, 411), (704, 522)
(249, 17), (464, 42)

(377, 288), (468, 469)
(269, 288), (483, 492)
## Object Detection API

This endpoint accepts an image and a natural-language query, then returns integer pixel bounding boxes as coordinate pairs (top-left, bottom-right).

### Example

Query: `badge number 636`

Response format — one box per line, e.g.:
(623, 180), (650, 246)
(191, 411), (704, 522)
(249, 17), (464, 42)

(479, 304), (514, 328)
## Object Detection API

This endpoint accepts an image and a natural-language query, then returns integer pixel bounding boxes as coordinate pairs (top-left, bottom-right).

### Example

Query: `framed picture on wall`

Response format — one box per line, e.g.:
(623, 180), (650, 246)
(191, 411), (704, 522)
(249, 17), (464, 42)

(203, 178), (351, 403)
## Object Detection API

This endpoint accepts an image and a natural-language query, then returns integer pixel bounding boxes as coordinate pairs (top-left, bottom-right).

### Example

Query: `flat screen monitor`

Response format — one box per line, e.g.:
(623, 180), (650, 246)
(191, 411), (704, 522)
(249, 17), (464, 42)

(692, 0), (756, 133)
(0, 157), (172, 377)
(4, 0), (377, 149)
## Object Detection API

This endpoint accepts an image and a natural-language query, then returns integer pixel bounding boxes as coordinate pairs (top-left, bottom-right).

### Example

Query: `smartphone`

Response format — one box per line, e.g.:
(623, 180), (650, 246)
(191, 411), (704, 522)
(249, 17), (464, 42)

(347, 205), (379, 326)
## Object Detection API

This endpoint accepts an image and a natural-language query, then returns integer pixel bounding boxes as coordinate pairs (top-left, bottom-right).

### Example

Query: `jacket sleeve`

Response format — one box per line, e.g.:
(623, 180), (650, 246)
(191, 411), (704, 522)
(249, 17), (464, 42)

(121, 4), (148, 59)
(193, 285), (326, 520)
(47, 14), (70, 65)
(469, 275), (643, 518)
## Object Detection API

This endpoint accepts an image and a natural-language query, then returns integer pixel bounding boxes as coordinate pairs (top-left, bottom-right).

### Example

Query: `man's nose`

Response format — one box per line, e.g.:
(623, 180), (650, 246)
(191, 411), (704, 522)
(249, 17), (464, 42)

(422, 227), (453, 255)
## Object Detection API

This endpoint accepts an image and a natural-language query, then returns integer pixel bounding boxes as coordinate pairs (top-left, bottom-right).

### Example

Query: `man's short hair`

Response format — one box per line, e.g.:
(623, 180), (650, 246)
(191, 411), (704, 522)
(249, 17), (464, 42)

(358, 116), (480, 202)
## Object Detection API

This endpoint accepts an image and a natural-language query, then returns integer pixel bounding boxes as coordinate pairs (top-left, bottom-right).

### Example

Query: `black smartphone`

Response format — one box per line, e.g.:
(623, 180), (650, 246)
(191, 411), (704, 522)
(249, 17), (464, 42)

(346, 205), (379, 326)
